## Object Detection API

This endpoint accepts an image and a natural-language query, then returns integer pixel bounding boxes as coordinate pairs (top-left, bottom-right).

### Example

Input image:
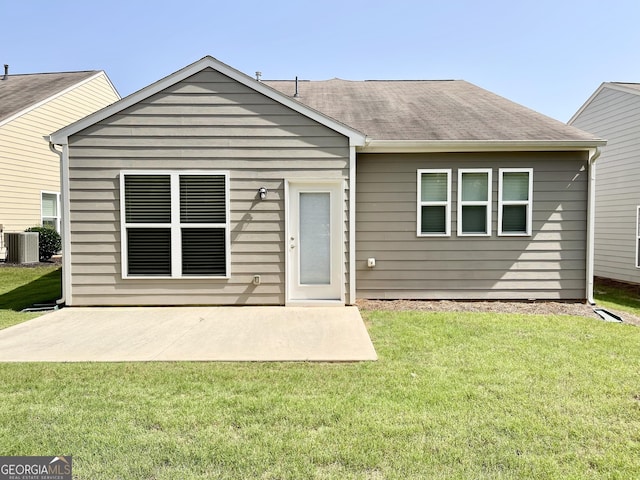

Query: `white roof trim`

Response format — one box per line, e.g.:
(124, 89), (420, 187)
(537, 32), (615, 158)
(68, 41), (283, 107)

(568, 82), (607, 125)
(602, 82), (640, 96)
(0, 71), (118, 129)
(360, 139), (606, 153)
(568, 82), (640, 125)
(50, 56), (366, 146)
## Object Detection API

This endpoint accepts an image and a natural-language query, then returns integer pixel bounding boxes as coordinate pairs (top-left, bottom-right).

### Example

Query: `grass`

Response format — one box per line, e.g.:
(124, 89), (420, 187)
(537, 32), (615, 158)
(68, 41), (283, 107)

(0, 268), (639, 478)
(594, 278), (640, 317)
(0, 265), (62, 329)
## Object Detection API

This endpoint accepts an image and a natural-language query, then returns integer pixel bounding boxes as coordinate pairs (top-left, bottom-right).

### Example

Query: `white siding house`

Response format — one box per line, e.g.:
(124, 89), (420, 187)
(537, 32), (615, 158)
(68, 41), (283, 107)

(570, 83), (640, 284)
(0, 68), (120, 258)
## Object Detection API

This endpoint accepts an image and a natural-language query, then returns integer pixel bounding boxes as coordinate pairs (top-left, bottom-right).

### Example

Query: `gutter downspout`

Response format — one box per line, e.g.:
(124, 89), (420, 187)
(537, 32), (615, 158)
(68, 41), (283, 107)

(349, 145), (356, 305)
(48, 139), (70, 306)
(586, 147), (601, 305)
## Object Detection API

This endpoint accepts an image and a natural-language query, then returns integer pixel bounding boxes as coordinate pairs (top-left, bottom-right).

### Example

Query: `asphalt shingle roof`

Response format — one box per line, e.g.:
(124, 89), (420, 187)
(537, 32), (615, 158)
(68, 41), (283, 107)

(0, 71), (99, 123)
(264, 79), (600, 142)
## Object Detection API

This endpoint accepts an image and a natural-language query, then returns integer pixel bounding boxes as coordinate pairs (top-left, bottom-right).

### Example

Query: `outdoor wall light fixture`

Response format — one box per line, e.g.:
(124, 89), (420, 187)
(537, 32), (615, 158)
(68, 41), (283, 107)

(258, 187), (268, 200)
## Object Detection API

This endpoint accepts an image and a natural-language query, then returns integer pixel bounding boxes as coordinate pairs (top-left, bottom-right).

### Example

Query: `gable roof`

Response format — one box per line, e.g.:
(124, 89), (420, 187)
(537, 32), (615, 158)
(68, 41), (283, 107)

(265, 79), (604, 150)
(0, 71), (110, 126)
(49, 56), (604, 152)
(50, 56), (366, 146)
(569, 82), (640, 125)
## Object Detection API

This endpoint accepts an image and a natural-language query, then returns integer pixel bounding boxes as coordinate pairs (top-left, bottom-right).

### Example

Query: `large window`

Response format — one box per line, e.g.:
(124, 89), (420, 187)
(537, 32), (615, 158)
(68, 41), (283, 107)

(458, 169), (491, 236)
(120, 171), (229, 278)
(418, 169), (451, 236)
(41, 191), (60, 232)
(498, 168), (533, 236)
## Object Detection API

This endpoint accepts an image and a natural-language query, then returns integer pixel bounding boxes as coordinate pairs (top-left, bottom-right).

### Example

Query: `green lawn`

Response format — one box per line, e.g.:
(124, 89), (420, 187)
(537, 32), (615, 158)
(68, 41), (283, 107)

(594, 279), (640, 317)
(0, 268), (639, 478)
(0, 265), (62, 329)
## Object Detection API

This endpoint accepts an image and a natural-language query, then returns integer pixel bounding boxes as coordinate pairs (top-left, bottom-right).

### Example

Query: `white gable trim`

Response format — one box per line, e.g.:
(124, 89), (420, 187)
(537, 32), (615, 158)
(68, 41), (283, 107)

(568, 82), (607, 125)
(0, 71), (118, 129)
(50, 56), (366, 146)
(601, 82), (640, 97)
(568, 82), (640, 125)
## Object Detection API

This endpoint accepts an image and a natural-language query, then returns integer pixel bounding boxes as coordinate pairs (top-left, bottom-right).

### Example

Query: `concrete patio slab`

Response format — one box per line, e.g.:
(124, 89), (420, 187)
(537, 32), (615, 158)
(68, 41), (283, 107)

(0, 306), (377, 362)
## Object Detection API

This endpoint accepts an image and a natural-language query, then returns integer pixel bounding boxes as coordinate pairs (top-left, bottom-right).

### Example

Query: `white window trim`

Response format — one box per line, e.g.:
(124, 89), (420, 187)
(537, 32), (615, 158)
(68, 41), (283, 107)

(120, 170), (230, 279)
(498, 168), (533, 236)
(636, 206), (640, 269)
(41, 191), (61, 232)
(417, 169), (451, 237)
(457, 168), (492, 237)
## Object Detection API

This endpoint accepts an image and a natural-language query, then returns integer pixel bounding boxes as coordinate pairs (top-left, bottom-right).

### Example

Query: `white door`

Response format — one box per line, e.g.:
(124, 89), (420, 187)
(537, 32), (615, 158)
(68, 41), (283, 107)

(287, 181), (343, 303)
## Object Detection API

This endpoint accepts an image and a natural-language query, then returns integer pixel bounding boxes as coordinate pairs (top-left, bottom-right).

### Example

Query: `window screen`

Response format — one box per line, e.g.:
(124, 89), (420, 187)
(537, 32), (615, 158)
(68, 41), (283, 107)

(459, 170), (491, 235)
(180, 175), (226, 224)
(418, 170), (450, 236)
(41, 192), (60, 232)
(122, 172), (228, 277)
(499, 169), (532, 235)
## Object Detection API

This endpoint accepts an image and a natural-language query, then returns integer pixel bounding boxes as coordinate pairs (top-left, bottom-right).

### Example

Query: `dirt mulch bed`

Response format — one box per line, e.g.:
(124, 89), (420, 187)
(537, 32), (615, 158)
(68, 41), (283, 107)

(358, 277), (640, 327)
(4, 258), (639, 326)
(356, 298), (640, 327)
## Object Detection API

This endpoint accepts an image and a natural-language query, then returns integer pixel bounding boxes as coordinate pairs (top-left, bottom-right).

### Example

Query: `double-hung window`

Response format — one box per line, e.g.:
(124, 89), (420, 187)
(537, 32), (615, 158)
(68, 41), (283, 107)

(418, 169), (451, 236)
(121, 171), (229, 278)
(498, 168), (533, 236)
(41, 191), (60, 232)
(458, 169), (491, 236)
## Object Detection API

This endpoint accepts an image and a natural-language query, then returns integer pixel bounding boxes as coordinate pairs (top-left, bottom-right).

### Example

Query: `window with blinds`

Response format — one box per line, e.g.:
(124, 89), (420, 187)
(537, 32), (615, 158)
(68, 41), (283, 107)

(121, 171), (229, 278)
(458, 169), (491, 236)
(41, 192), (60, 232)
(498, 169), (533, 236)
(418, 169), (451, 236)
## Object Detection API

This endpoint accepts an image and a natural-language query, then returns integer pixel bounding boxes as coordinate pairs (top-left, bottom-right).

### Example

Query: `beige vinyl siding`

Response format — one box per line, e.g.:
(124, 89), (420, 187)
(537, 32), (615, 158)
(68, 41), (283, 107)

(0, 74), (119, 232)
(67, 68), (350, 306)
(570, 86), (640, 284)
(356, 152), (588, 300)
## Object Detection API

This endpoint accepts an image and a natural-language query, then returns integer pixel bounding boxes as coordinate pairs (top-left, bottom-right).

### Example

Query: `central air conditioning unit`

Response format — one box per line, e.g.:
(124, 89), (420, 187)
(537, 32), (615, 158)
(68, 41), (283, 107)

(5, 232), (39, 264)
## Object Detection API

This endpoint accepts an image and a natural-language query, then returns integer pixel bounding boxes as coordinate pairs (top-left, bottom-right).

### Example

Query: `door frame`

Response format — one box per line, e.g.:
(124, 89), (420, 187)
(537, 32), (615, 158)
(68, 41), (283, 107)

(285, 179), (345, 305)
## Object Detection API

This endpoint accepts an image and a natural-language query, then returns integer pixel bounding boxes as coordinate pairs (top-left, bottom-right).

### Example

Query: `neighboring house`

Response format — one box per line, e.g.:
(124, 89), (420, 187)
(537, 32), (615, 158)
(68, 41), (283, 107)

(49, 56), (604, 307)
(0, 66), (120, 257)
(569, 83), (640, 285)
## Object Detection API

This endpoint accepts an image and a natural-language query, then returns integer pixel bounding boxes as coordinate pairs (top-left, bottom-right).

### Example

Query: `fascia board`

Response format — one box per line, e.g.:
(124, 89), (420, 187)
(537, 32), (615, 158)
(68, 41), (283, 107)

(101, 71), (122, 101)
(568, 82), (640, 125)
(50, 56), (366, 146)
(601, 82), (640, 97)
(568, 82), (608, 125)
(0, 71), (111, 129)
(359, 139), (607, 153)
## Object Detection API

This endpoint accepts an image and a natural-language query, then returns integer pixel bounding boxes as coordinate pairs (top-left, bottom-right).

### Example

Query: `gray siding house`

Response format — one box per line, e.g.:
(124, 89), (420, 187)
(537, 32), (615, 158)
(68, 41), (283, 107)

(50, 56), (604, 306)
(569, 83), (640, 285)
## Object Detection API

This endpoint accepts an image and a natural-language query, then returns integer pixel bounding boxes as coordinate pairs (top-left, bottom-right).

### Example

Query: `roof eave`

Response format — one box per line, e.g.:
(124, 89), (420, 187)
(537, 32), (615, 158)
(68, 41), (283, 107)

(50, 56), (366, 146)
(358, 139), (607, 153)
(0, 71), (112, 129)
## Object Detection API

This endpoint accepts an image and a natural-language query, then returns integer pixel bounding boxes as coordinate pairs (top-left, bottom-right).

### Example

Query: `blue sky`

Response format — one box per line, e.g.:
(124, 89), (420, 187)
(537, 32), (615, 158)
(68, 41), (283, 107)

(3, 0), (640, 122)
